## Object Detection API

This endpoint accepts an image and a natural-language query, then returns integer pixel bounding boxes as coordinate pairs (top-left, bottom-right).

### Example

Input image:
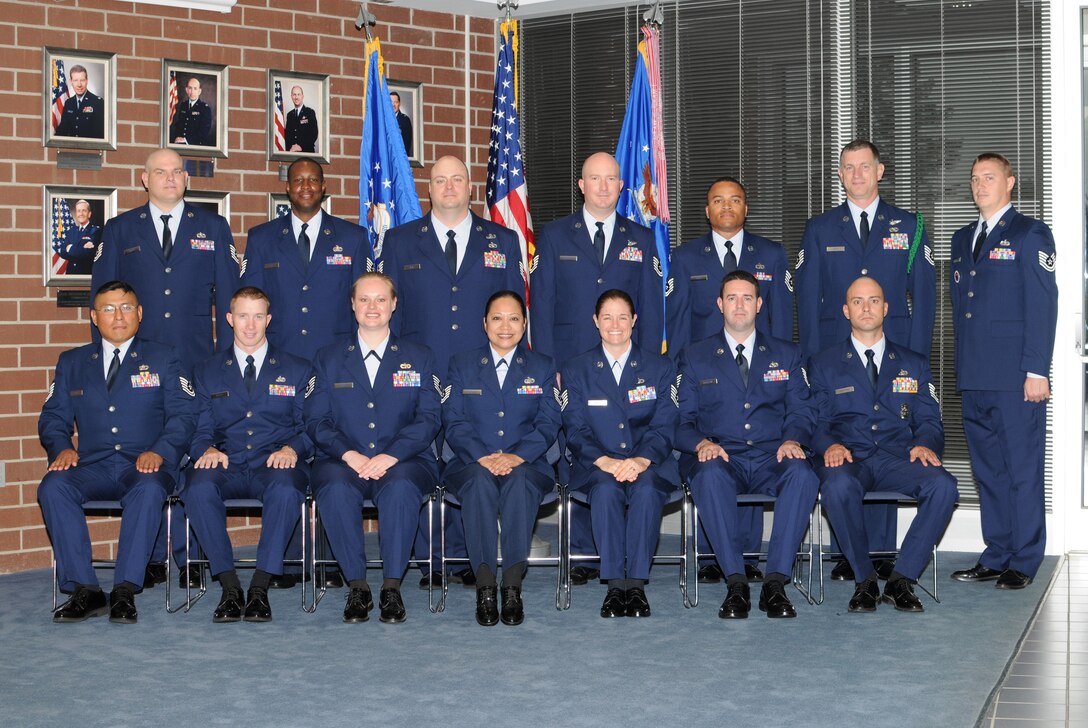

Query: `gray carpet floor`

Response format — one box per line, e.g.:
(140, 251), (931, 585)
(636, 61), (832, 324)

(0, 543), (1056, 728)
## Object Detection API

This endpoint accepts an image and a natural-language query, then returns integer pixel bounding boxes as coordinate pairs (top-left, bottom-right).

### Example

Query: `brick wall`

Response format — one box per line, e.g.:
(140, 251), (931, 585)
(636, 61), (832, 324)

(0, 0), (498, 573)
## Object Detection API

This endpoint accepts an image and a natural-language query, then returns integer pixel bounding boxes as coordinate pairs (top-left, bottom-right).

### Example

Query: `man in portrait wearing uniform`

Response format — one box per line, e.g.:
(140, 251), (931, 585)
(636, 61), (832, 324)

(284, 85), (318, 154)
(382, 155), (524, 588)
(808, 276), (958, 613)
(949, 153), (1057, 590)
(306, 272), (442, 623)
(55, 64), (104, 139)
(170, 76), (214, 147)
(531, 151), (666, 586)
(390, 91), (412, 156)
(794, 139), (936, 581)
(38, 281), (195, 623)
(184, 286), (312, 622)
(57, 199), (100, 276)
(667, 176), (793, 584)
(677, 270), (818, 619)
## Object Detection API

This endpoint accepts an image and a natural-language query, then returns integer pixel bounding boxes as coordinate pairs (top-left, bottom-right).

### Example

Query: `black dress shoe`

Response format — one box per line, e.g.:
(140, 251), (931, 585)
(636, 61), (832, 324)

(108, 586), (138, 624)
(600, 587), (627, 618)
(244, 586), (272, 622)
(343, 587), (373, 623)
(745, 564), (764, 582)
(882, 578), (924, 612)
(718, 581), (751, 619)
(697, 564), (724, 583)
(500, 585), (524, 626)
(418, 568), (475, 590)
(951, 563), (1003, 583)
(379, 587), (407, 623)
(847, 577), (880, 613)
(53, 586), (108, 623)
(874, 559), (896, 581)
(758, 580), (796, 618)
(143, 563), (167, 589)
(178, 564), (202, 589)
(830, 560), (855, 581)
(625, 587), (651, 618)
(322, 571), (343, 589)
(476, 585), (499, 626)
(996, 569), (1033, 590)
(570, 566), (601, 586)
(268, 573), (299, 589)
(212, 586), (244, 623)
(453, 567), (476, 586)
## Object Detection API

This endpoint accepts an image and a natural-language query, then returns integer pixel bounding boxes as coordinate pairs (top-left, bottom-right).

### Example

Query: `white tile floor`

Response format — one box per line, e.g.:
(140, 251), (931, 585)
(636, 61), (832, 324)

(981, 553), (1088, 726)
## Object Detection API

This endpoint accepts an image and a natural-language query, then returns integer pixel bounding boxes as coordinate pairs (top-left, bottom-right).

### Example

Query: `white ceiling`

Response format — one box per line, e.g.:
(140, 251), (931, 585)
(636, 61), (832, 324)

(133, 0), (659, 20)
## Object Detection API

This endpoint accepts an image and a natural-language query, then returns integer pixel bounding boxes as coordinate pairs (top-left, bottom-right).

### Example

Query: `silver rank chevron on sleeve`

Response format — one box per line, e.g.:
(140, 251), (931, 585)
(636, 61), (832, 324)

(794, 249), (804, 270)
(553, 386), (568, 412)
(784, 269), (793, 293)
(230, 242), (241, 267)
(93, 243), (104, 263)
(45, 380), (55, 402)
(664, 277), (675, 297)
(801, 366), (810, 388)
(180, 376), (195, 397)
(1039, 251), (1056, 272)
(670, 373), (680, 407)
(652, 256), (663, 278)
(529, 254), (539, 275)
(924, 244), (934, 266)
(432, 374), (443, 398)
(366, 257), (375, 273)
(304, 375), (316, 399)
(929, 381), (939, 404)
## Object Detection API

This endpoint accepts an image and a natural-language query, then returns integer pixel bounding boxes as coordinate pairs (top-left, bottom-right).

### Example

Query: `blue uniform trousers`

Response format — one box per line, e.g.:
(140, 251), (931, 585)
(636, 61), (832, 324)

(38, 455), (172, 593)
(818, 452), (958, 582)
(688, 454), (818, 578)
(183, 465), (308, 577)
(447, 462), (552, 575)
(313, 459), (432, 582)
(962, 390), (1046, 577)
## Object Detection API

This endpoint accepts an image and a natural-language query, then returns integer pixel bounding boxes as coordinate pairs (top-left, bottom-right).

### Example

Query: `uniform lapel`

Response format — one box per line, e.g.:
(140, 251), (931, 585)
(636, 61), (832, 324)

(279, 220), (306, 277)
(456, 216), (486, 280)
(699, 234), (724, 275)
(343, 339), (373, 392)
(418, 221), (454, 280)
(604, 220), (631, 268)
(479, 351), (502, 398)
(875, 341), (900, 400)
(574, 216), (602, 270)
(138, 204), (167, 266)
(85, 345), (108, 399)
(715, 332), (746, 392)
(747, 334), (771, 393)
(979, 206), (1018, 263)
(837, 202), (863, 258)
(594, 345), (627, 408)
(841, 341), (871, 392)
(504, 347), (530, 395)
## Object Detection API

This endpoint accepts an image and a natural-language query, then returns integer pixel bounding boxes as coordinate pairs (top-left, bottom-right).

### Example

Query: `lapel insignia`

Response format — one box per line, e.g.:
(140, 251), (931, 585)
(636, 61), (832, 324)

(516, 356), (523, 364)
(130, 351), (138, 358)
(421, 225), (429, 233)
(390, 344), (398, 352)
(282, 228), (289, 235)
(276, 375), (286, 383)
(400, 362), (411, 369)
(269, 357), (276, 365)
(187, 211), (194, 218)
(888, 352), (896, 360)
(333, 245), (343, 253)
(618, 225), (627, 233)
(747, 245), (754, 252)
(630, 360), (637, 368)
(225, 359), (233, 366)
(476, 225), (483, 232)
(348, 345), (356, 351)
(574, 222), (582, 229)
(139, 212), (147, 219)
(324, 228), (331, 235)
(998, 219), (1007, 227)
(846, 351), (854, 359)
(91, 352), (99, 360)
(704, 246), (712, 253)
(481, 357), (488, 364)
(758, 345), (766, 352)
(596, 361), (604, 368)
(716, 348), (724, 356)
(877, 213), (885, 221)
(841, 215), (850, 222)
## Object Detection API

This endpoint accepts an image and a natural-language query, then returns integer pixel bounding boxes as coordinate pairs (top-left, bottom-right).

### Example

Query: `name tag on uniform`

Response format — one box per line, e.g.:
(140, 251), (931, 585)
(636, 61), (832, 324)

(763, 369), (789, 382)
(263, 262), (280, 269)
(588, 399), (608, 407)
(559, 255), (579, 262)
(892, 377), (918, 394)
(333, 382), (354, 389)
(517, 385), (543, 395)
(462, 388), (482, 396)
(883, 233), (909, 250)
(211, 391), (229, 399)
(699, 378), (718, 386)
(123, 246), (141, 255)
(269, 384), (296, 397)
(190, 239), (215, 251)
(402, 263), (422, 271)
(989, 248), (1016, 261)
(69, 389), (84, 397)
(826, 245), (845, 253)
(326, 254), (352, 265)
(689, 274), (708, 281)
(754, 271), (773, 281)
(834, 386), (854, 395)
(619, 246), (643, 262)
(628, 385), (656, 403)
(393, 371), (421, 387)
(484, 251), (507, 268)
(131, 372), (160, 388)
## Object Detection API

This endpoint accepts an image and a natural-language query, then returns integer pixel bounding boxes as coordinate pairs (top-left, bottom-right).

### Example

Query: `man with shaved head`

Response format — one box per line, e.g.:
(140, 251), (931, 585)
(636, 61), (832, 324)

(381, 155), (524, 588)
(285, 85), (318, 153)
(531, 151), (665, 585)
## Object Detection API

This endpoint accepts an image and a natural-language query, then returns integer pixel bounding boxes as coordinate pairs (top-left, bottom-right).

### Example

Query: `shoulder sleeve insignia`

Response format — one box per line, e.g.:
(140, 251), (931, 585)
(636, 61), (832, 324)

(929, 381), (939, 404)
(432, 374), (443, 396)
(529, 254), (540, 274)
(801, 366), (810, 388)
(784, 269), (794, 293)
(441, 384), (452, 404)
(180, 376), (196, 398)
(553, 387), (568, 412)
(377, 259), (384, 273)
(924, 244), (934, 267)
(1038, 251), (1056, 272)
(45, 380), (55, 402)
(305, 375), (316, 399)
(94, 243), (104, 263)
(652, 256), (663, 278)
(665, 277), (675, 297)
(671, 373), (681, 407)
(795, 249), (805, 270)
(366, 257), (375, 272)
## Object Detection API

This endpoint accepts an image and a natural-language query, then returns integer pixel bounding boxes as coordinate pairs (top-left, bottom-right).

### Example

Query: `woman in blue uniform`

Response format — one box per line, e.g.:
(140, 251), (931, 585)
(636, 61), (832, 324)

(443, 290), (561, 626)
(560, 289), (679, 618)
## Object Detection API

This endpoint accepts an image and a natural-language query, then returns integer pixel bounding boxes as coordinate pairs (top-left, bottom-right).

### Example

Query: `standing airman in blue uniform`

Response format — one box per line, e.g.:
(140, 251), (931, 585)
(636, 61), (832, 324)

(57, 199), (99, 276)
(677, 271), (818, 619)
(949, 153), (1057, 590)
(532, 152), (667, 585)
(184, 287), (312, 622)
(667, 176), (792, 583)
(808, 277), (958, 614)
(560, 290), (679, 618)
(794, 139), (936, 580)
(382, 155), (524, 588)
(306, 272), (442, 624)
(169, 77), (214, 147)
(443, 290), (561, 626)
(38, 281), (195, 623)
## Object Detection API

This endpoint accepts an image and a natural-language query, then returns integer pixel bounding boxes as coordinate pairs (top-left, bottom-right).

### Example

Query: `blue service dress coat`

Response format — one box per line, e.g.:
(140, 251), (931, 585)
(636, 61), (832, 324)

(284, 105), (318, 153)
(57, 223), (100, 276)
(676, 332), (818, 577)
(382, 212), (524, 378)
(795, 200), (935, 359)
(91, 202), (240, 374)
(37, 337), (196, 592)
(184, 346), (313, 576)
(241, 213), (373, 362)
(950, 205), (1057, 577)
(807, 338), (958, 581)
(531, 212), (666, 367)
(560, 345), (678, 581)
(169, 97), (213, 146)
(55, 91), (104, 139)
(666, 232), (792, 354)
(442, 344), (561, 573)
(305, 335), (442, 580)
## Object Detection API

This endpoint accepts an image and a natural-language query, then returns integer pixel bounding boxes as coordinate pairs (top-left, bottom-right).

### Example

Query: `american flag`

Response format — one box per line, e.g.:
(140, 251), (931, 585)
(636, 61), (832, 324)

(485, 20), (534, 300)
(51, 59), (69, 131)
(50, 197), (74, 276)
(272, 80), (286, 152)
(167, 70), (178, 125)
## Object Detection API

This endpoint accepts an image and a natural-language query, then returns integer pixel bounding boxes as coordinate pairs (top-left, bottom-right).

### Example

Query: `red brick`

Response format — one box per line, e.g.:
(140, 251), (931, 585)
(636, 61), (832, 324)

(242, 6), (293, 31)
(18, 26), (78, 49)
(76, 32), (134, 57)
(0, 1), (45, 24)
(0, 529), (21, 553)
(0, 549), (51, 573)
(412, 9), (457, 31)
(192, 44), (245, 68)
(0, 503), (41, 529)
(23, 524), (55, 551)
(369, 3), (412, 25)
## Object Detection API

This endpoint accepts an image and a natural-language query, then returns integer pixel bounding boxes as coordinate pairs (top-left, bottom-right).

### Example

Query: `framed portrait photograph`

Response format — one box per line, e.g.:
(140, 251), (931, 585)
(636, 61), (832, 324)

(185, 189), (230, 220)
(387, 79), (423, 167)
(43, 186), (117, 287)
(162, 60), (228, 158)
(269, 192), (332, 220)
(268, 71), (330, 164)
(43, 47), (117, 151)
